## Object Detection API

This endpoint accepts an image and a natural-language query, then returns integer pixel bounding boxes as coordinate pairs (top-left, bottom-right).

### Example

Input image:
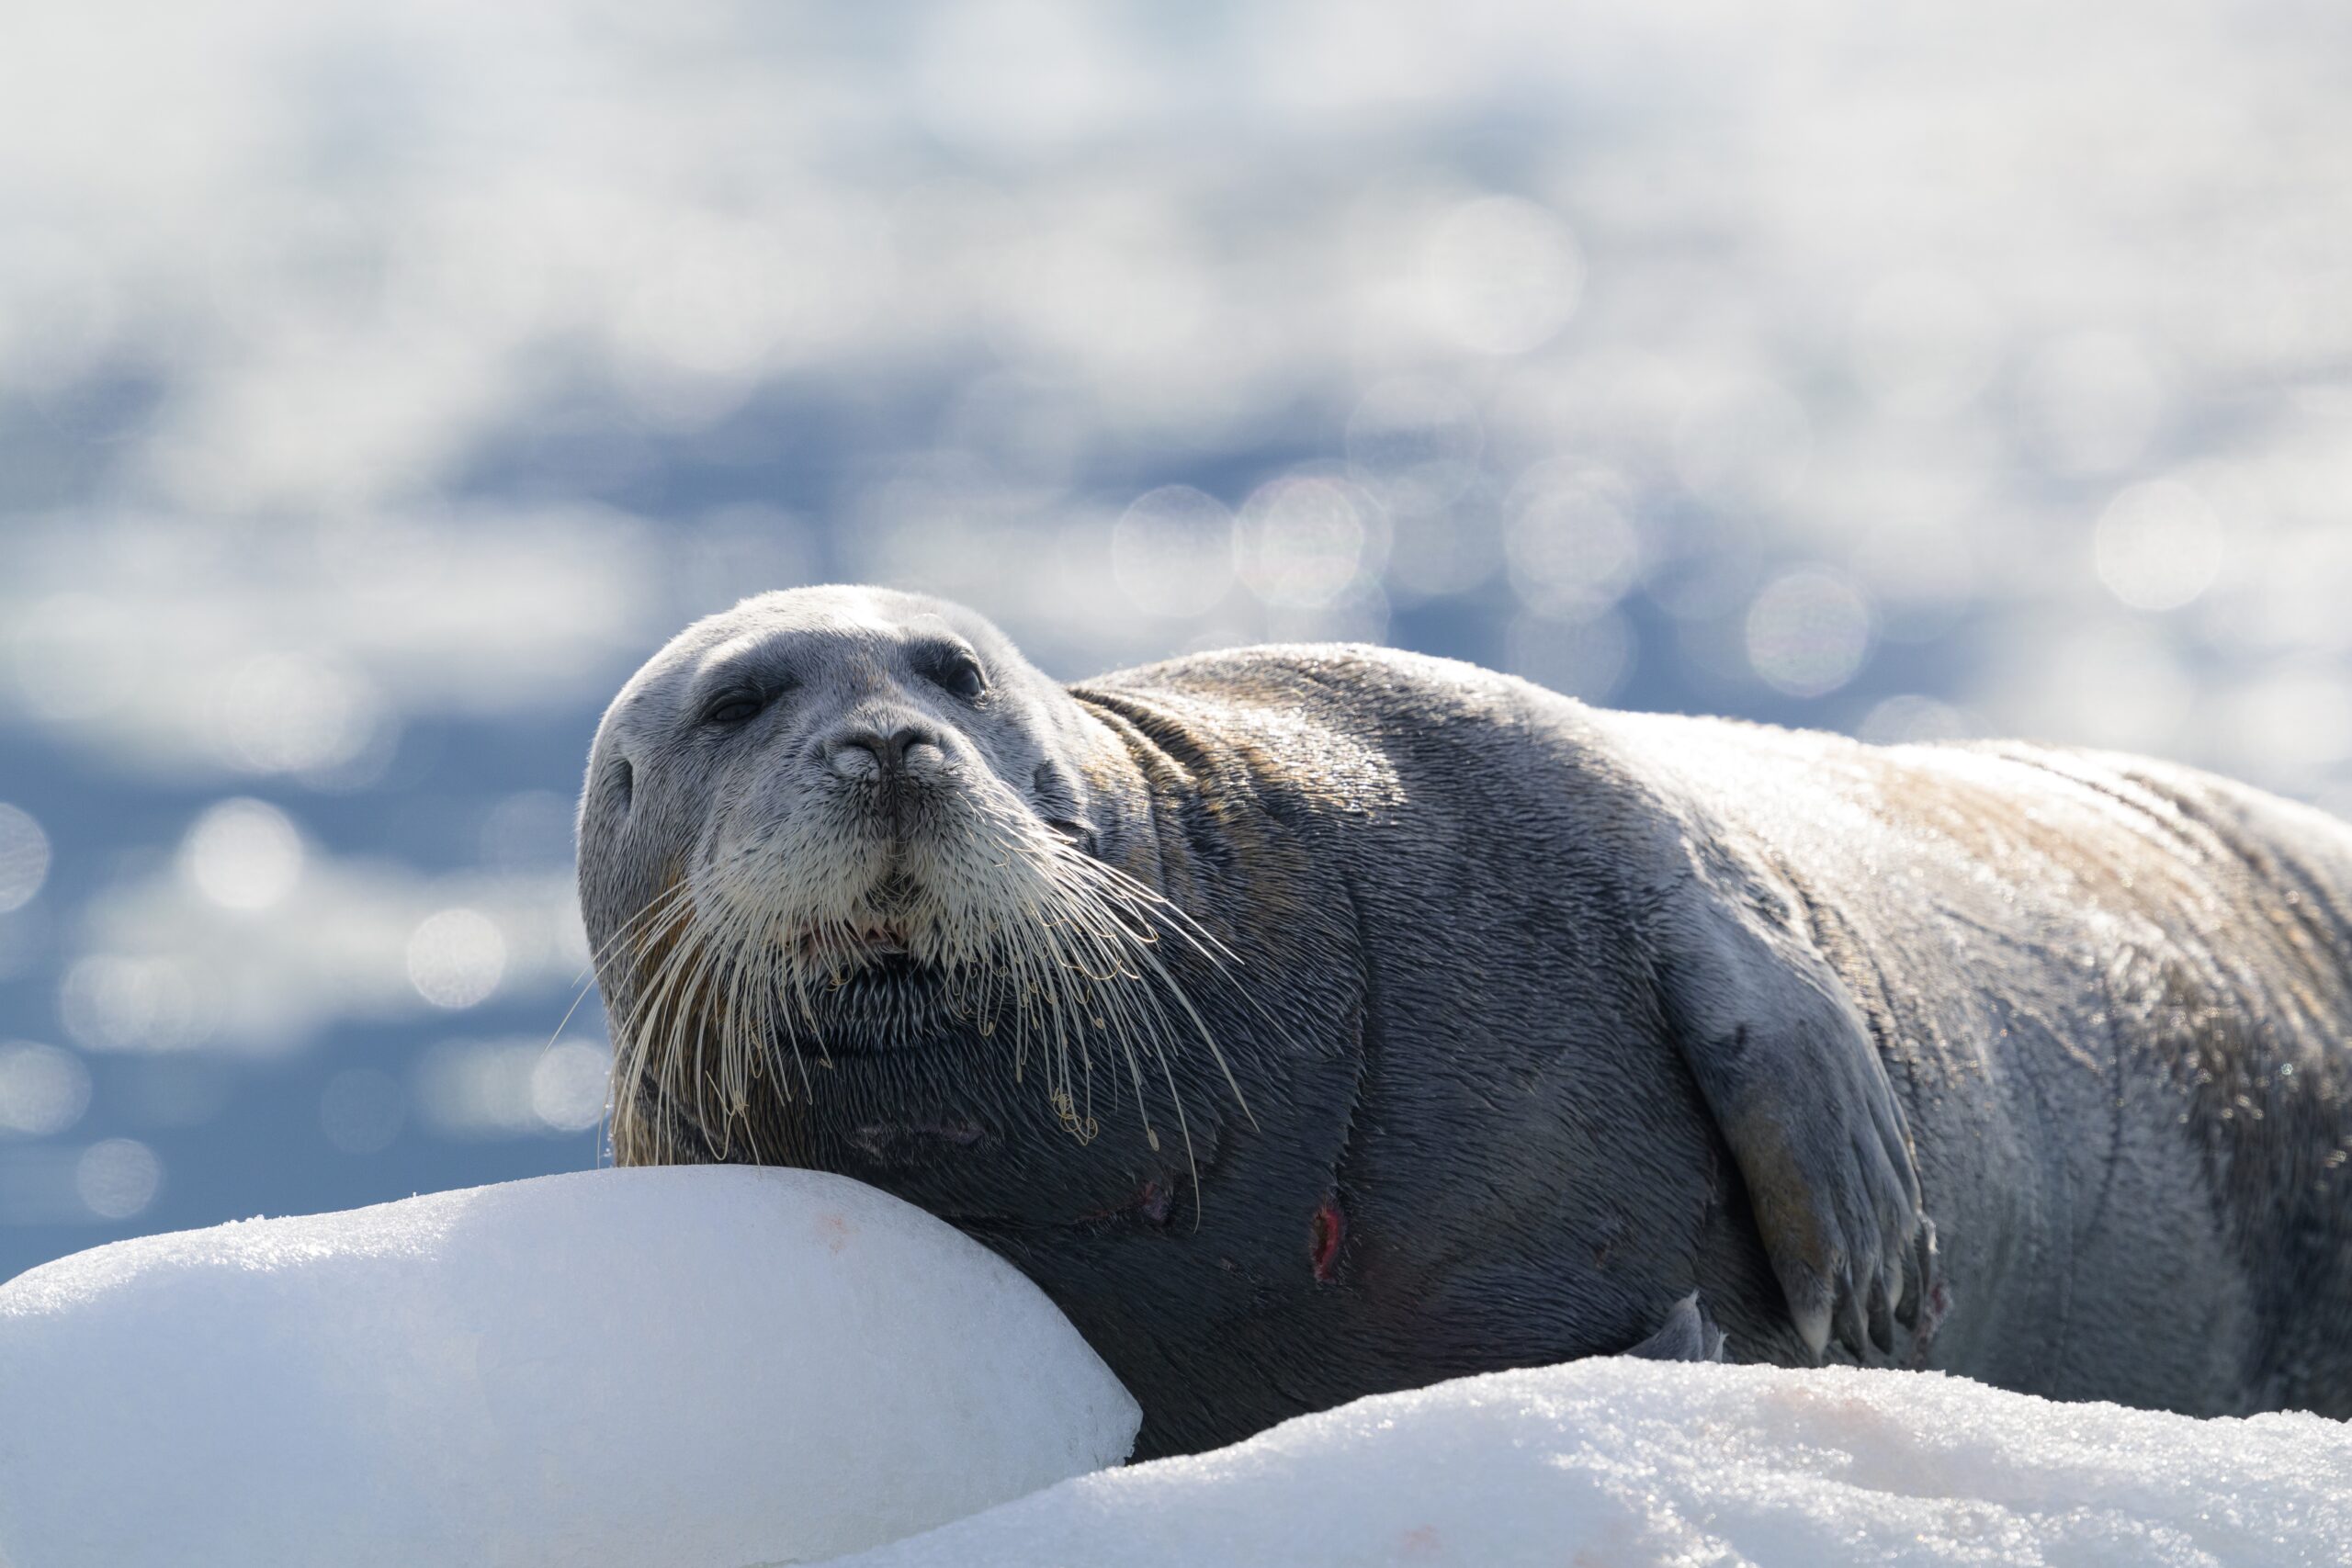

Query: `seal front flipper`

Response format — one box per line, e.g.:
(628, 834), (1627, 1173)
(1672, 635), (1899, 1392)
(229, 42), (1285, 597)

(1622, 1292), (1727, 1363)
(1644, 814), (1927, 1365)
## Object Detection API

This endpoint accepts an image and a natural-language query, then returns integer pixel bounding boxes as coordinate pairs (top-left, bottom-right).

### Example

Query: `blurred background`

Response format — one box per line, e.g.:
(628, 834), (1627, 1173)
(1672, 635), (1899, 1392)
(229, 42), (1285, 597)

(4, 0), (2350, 1281)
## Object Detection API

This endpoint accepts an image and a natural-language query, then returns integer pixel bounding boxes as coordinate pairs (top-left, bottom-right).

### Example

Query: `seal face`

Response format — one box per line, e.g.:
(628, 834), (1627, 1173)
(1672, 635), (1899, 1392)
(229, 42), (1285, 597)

(584, 586), (2352, 1458)
(581, 588), (1224, 1208)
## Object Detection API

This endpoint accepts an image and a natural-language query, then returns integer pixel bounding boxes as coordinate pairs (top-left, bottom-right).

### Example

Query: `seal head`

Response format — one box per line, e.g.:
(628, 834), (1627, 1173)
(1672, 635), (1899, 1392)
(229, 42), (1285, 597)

(580, 585), (1272, 1231)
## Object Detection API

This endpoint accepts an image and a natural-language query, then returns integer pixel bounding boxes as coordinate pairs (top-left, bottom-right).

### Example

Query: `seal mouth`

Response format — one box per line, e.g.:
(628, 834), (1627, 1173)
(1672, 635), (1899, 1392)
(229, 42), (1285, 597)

(606, 765), (1250, 1171)
(788, 914), (960, 1050)
(796, 920), (913, 963)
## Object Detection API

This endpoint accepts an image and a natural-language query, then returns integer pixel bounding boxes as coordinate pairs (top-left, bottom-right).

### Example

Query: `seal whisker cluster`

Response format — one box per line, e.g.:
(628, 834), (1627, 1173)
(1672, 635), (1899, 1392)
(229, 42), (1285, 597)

(600, 728), (1247, 1177)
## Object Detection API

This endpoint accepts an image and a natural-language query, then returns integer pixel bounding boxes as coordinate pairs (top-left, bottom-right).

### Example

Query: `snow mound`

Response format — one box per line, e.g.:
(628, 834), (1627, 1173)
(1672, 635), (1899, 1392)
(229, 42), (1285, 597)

(829, 1356), (2352, 1568)
(0, 1167), (1138, 1568)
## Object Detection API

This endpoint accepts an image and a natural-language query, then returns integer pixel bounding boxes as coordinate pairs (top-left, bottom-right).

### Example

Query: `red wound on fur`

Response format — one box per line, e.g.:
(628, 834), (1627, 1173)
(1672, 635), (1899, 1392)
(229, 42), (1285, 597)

(1309, 1194), (1345, 1282)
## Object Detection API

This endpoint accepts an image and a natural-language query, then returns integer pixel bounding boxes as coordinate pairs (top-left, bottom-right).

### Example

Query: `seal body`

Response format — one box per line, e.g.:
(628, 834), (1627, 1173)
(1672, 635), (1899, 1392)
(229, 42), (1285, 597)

(581, 588), (2352, 1459)
(1559, 710), (2352, 1416)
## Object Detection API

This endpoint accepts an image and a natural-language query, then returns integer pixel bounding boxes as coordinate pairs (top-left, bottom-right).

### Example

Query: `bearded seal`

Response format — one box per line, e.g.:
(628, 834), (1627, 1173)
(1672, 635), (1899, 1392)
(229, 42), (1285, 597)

(579, 585), (2352, 1460)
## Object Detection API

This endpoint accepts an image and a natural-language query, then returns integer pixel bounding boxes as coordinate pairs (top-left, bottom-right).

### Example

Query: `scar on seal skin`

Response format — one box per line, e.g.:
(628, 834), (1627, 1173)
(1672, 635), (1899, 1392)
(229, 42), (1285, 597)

(581, 585), (2352, 1460)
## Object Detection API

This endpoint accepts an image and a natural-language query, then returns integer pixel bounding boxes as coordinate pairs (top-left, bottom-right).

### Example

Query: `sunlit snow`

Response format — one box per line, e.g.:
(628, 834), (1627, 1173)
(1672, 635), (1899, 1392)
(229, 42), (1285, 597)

(0, 1168), (1138, 1568)
(833, 1356), (2352, 1568)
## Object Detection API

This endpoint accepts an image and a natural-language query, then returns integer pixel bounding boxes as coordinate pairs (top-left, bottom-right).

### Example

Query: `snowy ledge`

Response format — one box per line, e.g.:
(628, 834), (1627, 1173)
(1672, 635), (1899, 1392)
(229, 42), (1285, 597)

(832, 1355), (2351, 1568)
(3, 1170), (2346, 1567)
(0, 1168), (1137, 1567)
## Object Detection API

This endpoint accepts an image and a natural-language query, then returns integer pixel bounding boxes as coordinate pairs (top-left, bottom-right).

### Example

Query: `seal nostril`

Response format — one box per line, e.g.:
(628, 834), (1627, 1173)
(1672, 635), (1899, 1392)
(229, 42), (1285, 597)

(882, 723), (940, 771)
(825, 731), (886, 781)
(827, 723), (943, 782)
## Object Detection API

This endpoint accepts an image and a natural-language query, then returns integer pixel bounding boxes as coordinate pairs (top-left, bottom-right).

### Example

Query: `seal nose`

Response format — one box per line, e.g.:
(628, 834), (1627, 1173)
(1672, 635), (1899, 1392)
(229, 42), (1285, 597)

(824, 720), (944, 783)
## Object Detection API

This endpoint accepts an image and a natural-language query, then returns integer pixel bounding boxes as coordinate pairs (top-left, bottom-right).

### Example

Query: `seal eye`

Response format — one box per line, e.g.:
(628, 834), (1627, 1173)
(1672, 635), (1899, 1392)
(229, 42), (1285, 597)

(702, 693), (768, 728)
(932, 654), (987, 702)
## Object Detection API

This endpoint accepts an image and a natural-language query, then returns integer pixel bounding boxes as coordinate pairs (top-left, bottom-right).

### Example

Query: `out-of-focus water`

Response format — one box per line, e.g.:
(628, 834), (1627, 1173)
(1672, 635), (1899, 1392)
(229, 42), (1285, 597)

(5, 0), (2349, 1281)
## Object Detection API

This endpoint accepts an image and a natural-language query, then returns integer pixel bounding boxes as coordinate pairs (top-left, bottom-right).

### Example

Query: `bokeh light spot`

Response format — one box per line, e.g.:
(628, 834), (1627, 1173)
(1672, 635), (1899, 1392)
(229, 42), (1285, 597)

(413, 1037), (608, 1136)
(181, 798), (305, 911)
(1237, 476), (1371, 609)
(1745, 569), (1874, 698)
(213, 652), (389, 776)
(59, 956), (212, 1053)
(530, 1040), (612, 1134)
(75, 1138), (163, 1220)
(1505, 464), (1642, 620)
(406, 908), (507, 1010)
(2095, 479), (2223, 612)
(0, 804), (51, 914)
(0, 1042), (93, 1137)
